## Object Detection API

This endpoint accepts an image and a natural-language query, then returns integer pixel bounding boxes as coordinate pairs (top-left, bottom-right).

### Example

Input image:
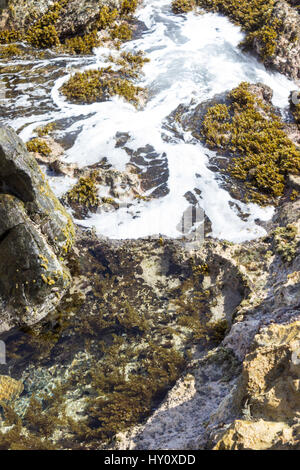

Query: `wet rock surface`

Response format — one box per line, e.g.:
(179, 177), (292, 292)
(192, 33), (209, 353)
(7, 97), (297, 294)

(0, 126), (73, 333)
(0, 0), (299, 452)
(0, 0), (121, 40)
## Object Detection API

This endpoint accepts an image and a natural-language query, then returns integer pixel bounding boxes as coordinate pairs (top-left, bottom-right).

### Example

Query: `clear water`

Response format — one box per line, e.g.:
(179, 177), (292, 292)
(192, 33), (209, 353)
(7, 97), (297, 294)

(1, 0), (297, 242)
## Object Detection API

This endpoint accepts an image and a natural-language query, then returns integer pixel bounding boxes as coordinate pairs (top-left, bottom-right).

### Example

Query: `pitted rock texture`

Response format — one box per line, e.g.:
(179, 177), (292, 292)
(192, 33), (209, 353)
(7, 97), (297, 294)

(263, 1), (300, 84)
(112, 197), (300, 450)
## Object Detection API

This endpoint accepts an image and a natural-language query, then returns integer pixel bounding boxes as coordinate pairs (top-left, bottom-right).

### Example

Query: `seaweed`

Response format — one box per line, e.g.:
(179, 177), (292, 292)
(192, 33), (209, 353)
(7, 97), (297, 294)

(196, 0), (288, 61)
(172, 0), (196, 14)
(60, 67), (144, 106)
(201, 82), (300, 205)
(26, 138), (51, 156)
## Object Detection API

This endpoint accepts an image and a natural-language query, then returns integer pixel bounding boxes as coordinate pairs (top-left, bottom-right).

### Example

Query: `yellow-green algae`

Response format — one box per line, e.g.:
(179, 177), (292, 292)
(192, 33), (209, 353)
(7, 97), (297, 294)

(107, 50), (150, 78)
(26, 138), (51, 156)
(0, 29), (22, 44)
(172, 0), (196, 14)
(35, 123), (56, 137)
(201, 82), (300, 205)
(195, 0), (293, 61)
(0, 44), (23, 57)
(66, 172), (100, 210)
(60, 66), (144, 106)
(25, 0), (67, 49)
(0, 247), (230, 449)
(0, 0), (140, 53)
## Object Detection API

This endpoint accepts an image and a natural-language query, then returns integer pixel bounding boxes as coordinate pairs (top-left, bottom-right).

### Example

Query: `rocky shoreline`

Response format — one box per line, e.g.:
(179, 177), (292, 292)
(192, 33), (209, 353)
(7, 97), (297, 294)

(0, 0), (299, 451)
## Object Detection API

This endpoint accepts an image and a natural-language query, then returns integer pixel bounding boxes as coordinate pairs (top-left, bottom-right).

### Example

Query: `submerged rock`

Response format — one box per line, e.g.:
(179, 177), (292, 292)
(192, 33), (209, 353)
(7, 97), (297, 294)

(0, 126), (74, 333)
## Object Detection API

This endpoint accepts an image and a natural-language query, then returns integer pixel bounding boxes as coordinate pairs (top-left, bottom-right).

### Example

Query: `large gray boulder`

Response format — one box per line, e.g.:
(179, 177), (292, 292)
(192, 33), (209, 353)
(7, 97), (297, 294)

(0, 126), (74, 333)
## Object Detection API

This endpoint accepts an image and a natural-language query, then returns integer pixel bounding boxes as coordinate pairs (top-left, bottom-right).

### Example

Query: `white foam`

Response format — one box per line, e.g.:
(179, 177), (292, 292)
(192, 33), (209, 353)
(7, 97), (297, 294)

(4, 0), (297, 242)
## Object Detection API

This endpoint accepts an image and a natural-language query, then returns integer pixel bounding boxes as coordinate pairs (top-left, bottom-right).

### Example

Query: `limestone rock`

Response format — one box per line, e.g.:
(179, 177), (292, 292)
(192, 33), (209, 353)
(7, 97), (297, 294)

(243, 321), (300, 421)
(264, 1), (300, 83)
(214, 419), (296, 450)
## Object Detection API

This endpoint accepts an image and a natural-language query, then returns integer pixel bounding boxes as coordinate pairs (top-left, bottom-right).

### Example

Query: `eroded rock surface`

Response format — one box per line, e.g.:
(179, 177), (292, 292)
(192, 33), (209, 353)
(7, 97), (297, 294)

(112, 197), (300, 450)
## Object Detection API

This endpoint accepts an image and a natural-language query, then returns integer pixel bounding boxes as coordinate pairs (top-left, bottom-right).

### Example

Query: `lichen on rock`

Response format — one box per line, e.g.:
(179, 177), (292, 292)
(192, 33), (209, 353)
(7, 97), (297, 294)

(0, 126), (73, 333)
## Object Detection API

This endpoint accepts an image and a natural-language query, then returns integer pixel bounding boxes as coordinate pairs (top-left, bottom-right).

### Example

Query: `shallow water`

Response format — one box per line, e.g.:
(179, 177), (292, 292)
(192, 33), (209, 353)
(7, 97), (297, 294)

(1, 0), (297, 242)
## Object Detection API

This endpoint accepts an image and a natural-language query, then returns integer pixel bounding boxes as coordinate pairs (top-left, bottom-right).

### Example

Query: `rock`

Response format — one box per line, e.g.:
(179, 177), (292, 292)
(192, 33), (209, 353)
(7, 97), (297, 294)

(0, 126), (73, 333)
(108, 195), (300, 450)
(55, 0), (121, 40)
(213, 419), (296, 450)
(288, 174), (300, 192)
(264, 1), (300, 83)
(60, 164), (144, 220)
(284, 123), (300, 147)
(0, 0), (121, 39)
(165, 82), (300, 206)
(242, 321), (300, 421)
(222, 319), (260, 362)
(0, 191), (299, 448)
(0, 126), (74, 256)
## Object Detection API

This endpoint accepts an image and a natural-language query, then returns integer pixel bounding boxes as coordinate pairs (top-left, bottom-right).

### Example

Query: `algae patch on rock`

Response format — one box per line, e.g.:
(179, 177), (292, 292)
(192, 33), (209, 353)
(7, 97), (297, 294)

(167, 82), (300, 206)
(196, 0), (300, 81)
(60, 66), (145, 107)
(0, 0), (141, 54)
(0, 376), (24, 403)
(0, 126), (73, 333)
